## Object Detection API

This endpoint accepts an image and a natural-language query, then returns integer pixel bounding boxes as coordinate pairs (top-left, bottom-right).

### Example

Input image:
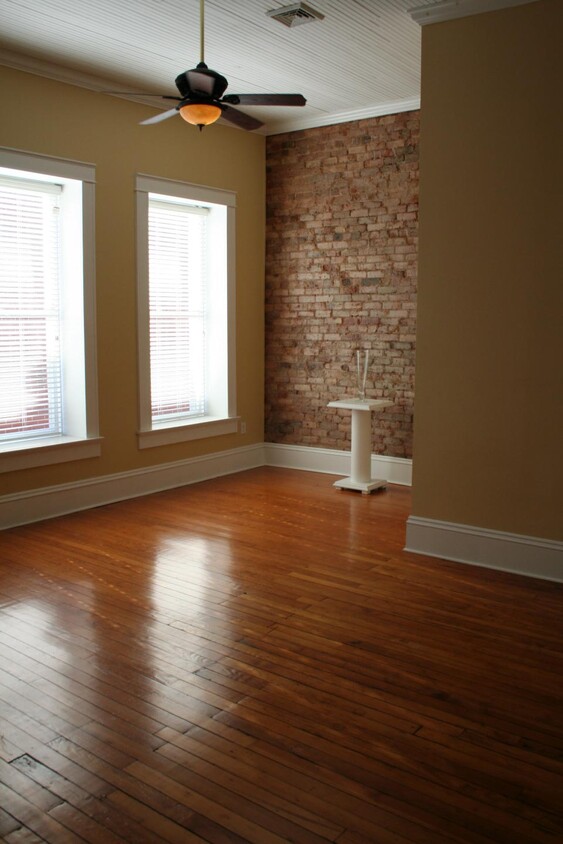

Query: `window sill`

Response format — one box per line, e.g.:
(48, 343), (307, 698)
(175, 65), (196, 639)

(0, 436), (103, 473)
(137, 416), (239, 449)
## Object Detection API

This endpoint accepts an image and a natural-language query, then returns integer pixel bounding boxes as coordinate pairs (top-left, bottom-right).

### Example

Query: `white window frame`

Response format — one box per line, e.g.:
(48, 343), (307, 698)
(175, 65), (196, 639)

(136, 174), (237, 449)
(0, 148), (100, 473)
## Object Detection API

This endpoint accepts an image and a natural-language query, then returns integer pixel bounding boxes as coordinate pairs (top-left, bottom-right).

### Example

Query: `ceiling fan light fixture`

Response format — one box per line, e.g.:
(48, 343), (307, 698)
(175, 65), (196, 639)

(179, 102), (222, 128)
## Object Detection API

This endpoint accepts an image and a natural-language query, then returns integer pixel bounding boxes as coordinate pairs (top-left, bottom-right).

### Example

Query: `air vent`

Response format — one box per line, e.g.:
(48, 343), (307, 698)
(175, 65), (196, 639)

(266, 2), (325, 28)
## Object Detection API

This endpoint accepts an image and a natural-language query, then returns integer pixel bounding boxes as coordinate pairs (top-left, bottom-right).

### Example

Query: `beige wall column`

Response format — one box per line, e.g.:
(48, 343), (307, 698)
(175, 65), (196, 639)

(411, 0), (563, 546)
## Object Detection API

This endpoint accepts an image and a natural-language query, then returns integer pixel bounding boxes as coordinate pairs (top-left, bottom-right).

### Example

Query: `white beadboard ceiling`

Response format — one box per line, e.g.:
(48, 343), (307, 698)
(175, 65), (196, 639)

(0, 0), (530, 135)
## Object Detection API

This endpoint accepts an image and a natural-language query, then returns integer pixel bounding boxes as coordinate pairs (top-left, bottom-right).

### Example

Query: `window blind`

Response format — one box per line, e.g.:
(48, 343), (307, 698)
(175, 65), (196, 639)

(148, 198), (209, 423)
(0, 177), (63, 442)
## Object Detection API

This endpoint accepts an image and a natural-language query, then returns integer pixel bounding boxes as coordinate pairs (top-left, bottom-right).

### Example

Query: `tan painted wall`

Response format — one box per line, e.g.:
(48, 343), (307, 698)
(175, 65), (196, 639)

(412, 0), (563, 540)
(0, 66), (265, 495)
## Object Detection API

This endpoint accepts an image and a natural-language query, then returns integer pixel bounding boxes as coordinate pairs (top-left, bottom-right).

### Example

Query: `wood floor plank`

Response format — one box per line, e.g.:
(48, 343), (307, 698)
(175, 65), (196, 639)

(105, 791), (208, 844)
(41, 734), (266, 843)
(48, 793), (165, 844)
(155, 725), (456, 844)
(208, 645), (563, 756)
(0, 626), (209, 736)
(233, 679), (562, 817)
(0, 806), (22, 838)
(156, 737), (345, 841)
(127, 759), (330, 844)
(229, 626), (563, 751)
(0, 757), (63, 813)
(1, 467), (561, 843)
(177, 696), (557, 831)
(175, 722), (461, 843)
(213, 708), (557, 844)
(3, 831), (45, 843)
(0, 782), (82, 843)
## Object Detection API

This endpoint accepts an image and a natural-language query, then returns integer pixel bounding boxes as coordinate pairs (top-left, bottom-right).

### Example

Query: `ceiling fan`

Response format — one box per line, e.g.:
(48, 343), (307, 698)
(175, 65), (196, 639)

(137, 0), (306, 132)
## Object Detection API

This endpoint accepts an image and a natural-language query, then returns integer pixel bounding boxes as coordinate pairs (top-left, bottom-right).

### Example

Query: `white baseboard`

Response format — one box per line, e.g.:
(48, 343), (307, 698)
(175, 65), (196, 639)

(1, 441), (411, 530)
(264, 442), (412, 486)
(1, 444), (266, 530)
(405, 516), (563, 583)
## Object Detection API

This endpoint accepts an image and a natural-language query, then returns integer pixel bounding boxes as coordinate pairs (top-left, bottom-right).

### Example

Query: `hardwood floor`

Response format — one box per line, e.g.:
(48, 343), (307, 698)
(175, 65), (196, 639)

(0, 466), (562, 843)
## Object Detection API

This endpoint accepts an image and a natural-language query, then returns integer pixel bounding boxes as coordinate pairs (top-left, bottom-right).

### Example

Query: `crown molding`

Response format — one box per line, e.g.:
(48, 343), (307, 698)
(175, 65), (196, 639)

(409, 0), (539, 25)
(0, 48), (170, 112)
(265, 98), (421, 136)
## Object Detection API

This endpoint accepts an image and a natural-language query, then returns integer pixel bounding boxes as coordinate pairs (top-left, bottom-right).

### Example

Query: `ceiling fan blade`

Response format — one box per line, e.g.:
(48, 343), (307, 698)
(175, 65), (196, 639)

(140, 107), (179, 125)
(101, 92), (181, 100)
(224, 94), (306, 107)
(220, 104), (264, 132)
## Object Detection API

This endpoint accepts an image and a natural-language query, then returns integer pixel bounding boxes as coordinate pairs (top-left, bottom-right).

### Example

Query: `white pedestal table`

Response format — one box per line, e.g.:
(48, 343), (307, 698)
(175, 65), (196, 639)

(328, 399), (393, 494)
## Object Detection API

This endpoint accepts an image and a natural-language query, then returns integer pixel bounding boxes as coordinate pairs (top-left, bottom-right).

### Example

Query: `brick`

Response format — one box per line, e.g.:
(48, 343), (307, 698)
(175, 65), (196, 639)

(265, 111), (419, 459)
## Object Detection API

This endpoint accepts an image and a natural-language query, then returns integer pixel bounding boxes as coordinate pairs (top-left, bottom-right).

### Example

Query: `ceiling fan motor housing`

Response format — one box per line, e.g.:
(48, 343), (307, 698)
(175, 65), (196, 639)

(175, 63), (228, 100)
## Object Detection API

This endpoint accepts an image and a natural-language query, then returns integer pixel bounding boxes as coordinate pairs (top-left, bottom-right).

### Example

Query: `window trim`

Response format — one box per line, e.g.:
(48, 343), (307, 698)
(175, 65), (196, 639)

(135, 174), (237, 449)
(0, 147), (100, 473)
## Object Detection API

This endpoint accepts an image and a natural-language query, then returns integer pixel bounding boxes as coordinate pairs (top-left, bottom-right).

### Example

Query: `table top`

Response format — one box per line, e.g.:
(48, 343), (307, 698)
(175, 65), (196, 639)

(328, 399), (393, 411)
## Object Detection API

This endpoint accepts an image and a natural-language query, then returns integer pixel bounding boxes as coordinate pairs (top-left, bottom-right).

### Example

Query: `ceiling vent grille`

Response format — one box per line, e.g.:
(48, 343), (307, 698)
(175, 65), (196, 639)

(266, 3), (325, 28)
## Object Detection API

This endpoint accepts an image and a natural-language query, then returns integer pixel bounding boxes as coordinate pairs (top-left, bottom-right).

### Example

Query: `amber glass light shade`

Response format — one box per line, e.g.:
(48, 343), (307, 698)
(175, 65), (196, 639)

(179, 103), (222, 126)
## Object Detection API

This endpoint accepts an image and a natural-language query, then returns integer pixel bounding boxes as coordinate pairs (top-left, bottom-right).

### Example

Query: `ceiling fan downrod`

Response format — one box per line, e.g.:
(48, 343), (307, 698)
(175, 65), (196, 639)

(199, 0), (205, 65)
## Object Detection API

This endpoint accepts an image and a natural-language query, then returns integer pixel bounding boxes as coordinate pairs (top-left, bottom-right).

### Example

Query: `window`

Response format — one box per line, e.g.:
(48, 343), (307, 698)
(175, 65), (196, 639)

(0, 148), (100, 472)
(0, 178), (62, 440)
(148, 199), (208, 423)
(136, 175), (237, 448)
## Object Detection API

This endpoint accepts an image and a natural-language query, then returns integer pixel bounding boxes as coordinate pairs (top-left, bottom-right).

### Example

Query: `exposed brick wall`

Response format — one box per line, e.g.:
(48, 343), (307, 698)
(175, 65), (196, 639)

(265, 111), (419, 459)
